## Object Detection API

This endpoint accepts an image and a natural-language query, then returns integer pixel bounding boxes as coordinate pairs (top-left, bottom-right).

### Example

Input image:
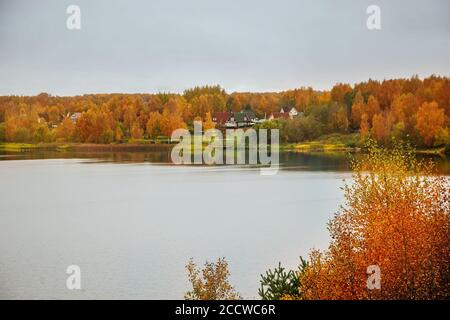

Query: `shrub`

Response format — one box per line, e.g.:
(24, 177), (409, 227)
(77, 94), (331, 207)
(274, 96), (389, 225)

(259, 258), (308, 300)
(299, 141), (449, 299)
(185, 258), (241, 300)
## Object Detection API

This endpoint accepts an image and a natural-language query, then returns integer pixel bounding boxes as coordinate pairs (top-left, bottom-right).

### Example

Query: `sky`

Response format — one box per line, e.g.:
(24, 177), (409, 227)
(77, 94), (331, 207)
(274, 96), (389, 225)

(0, 0), (449, 96)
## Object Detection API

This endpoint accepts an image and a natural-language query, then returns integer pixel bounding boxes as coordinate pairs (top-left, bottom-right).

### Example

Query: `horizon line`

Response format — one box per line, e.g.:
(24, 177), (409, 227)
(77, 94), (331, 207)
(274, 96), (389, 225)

(1, 73), (448, 98)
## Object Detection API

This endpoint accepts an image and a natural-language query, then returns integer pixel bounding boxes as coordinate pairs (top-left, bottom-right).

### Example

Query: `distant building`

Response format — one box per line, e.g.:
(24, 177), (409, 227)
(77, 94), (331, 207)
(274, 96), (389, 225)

(69, 112), (82, 123)
(280, 107), (299, 119)
(213, 108), (258, 128)
(268, 112), (290, 120)
(212, 112), (232, 126)
(241, 109), (256, 122)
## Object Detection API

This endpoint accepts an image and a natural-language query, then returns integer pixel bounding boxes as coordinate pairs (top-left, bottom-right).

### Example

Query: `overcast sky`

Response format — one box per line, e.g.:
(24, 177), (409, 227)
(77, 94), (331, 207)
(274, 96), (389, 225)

(0, 0), (449, 96)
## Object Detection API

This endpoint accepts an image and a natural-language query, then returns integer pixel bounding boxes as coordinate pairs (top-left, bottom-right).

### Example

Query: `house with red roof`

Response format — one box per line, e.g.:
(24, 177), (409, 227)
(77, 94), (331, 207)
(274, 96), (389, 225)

(268, 112), (290, 120)
(212, 112), (232, 126)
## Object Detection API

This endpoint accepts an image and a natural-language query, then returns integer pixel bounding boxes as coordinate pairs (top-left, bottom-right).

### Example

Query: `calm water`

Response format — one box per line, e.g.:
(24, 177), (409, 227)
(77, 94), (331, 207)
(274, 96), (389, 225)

(0, 150), (448, 299)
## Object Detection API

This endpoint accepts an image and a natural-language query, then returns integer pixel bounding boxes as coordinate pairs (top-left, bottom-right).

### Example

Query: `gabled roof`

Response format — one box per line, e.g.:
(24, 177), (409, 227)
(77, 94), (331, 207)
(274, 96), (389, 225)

(270, 112), (289, 119)
(233, 112), (247, 122)
(241, 109), (256, 120)
(213, 111), (232, 124)
(280, 107), (297, 113)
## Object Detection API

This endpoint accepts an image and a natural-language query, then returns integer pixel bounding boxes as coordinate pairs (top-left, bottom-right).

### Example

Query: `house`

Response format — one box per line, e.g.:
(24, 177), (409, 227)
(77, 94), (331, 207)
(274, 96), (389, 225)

(212, 112), (232, 126)
(222, 113), (248, 128)
(280, 107), (299, 119)
(241, 109), (257, 122)
(214, 108), (257, 128)
(268, 112), (290, 120)
(69, 112), (82, 123)
(225, 112), (244, 128)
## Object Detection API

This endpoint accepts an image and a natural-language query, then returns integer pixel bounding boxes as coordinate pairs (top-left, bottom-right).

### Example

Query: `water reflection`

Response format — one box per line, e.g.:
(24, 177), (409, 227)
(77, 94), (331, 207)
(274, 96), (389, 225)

(0, 148), (449, 174)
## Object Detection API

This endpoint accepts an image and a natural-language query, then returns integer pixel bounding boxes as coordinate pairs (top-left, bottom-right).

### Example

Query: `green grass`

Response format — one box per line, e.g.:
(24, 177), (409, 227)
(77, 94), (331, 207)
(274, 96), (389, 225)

(311, 133), (362, 146)
(56, 144), (71, 151)
(0, 142), (37, 151)
(2, 134), (445, 156)
(281, 133), (363, 152)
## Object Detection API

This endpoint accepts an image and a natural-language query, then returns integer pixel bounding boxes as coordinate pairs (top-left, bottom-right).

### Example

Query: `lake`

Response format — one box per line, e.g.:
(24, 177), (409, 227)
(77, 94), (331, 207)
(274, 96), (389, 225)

(0, 150), (448, 299)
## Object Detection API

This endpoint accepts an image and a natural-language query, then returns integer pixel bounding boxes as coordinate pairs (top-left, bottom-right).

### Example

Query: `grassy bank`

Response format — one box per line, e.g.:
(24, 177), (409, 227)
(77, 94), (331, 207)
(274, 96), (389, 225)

(0, 141), (174, 153)
(280, 133), (446, 155)
(280, 133), (362, 152)
(0, 134), (447, 156)
(0, 143), (39, 152)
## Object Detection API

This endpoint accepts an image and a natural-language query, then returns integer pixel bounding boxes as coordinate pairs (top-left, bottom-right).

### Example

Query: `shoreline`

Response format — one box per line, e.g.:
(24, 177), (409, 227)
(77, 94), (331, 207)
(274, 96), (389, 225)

(0, 141), (446, 157)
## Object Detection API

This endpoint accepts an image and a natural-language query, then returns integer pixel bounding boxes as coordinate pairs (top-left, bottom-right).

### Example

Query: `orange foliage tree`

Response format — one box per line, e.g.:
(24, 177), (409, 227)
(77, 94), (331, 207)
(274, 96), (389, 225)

(146, 111), (163, 139)
(415, 101), (446, 147)
(74, 109), (115, 143)
(299, 143), (449, 300)
(0, 76), (448, 146)
(365, 95), (381, 126)
(359, 113), (370, 138)
(130, 122), (143, 140)
(351, 91), (365, 128)
(56, 117), (75, 141)
(161, 108), (186, 137)
(371, 112), (394, 145)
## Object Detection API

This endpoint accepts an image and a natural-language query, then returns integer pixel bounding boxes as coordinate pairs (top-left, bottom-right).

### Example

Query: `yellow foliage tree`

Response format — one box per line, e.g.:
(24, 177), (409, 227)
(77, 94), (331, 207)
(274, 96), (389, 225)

(114, 126), (123, 142)
(146, 111), (163, 139)
(161, 107), (186, 138)
(203, 112), (215, 131)
(185, 258), (241, 300)
(299, 143), (449, 300)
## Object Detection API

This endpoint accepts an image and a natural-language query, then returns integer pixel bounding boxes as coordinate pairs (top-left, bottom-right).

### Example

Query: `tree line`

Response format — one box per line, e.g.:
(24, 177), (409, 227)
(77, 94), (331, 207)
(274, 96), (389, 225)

(0, 76), (449, 147)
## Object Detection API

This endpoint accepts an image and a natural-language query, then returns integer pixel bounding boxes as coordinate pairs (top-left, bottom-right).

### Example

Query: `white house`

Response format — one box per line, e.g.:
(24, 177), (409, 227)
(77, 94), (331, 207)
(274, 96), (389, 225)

(280, 107), (299, 119)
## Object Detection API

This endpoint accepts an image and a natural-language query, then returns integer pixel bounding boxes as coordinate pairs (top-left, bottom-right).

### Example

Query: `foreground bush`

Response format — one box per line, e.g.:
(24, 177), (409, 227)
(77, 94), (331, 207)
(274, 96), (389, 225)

(259, 258), (308, 300)
(299, 142), (449, 299)
(185, 258), (241, 300)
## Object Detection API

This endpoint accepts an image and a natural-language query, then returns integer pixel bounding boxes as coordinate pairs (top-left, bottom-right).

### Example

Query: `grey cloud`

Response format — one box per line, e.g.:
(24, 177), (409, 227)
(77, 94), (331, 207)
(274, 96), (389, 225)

(0, 0), (449, 95)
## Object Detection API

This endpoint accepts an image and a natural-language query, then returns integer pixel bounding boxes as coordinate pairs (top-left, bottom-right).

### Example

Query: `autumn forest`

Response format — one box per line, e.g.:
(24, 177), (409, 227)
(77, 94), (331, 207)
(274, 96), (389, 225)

(0, 75), (449, 149)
